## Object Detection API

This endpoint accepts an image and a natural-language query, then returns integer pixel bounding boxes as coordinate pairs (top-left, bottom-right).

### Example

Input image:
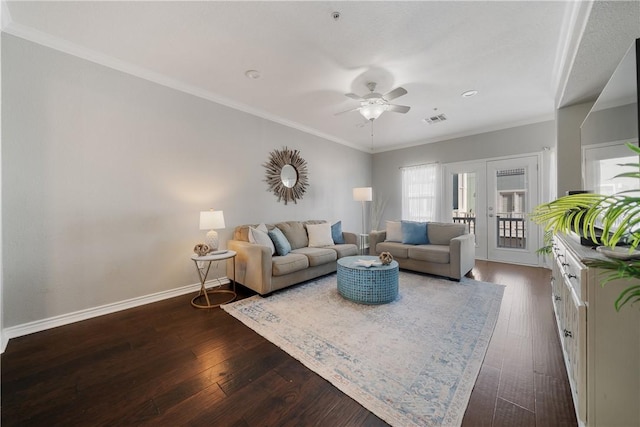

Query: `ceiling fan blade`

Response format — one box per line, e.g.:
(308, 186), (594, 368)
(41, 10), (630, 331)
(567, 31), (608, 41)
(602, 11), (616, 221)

(383, 87), (407, 101)
(334, 107), (360, 116)
(345, 93), (364, 100)
(387, 104), (410, 114)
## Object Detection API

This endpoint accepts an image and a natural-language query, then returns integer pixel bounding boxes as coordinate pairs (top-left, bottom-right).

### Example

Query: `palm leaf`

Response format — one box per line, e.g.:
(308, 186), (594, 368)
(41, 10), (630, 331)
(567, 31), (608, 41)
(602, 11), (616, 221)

(583, 258), (640, 310)
(530, 141), (640, 311)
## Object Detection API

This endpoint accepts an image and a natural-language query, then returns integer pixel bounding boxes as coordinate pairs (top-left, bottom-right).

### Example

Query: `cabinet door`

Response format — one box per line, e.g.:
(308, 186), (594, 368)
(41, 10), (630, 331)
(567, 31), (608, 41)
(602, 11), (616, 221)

(562, 278), (587, 423)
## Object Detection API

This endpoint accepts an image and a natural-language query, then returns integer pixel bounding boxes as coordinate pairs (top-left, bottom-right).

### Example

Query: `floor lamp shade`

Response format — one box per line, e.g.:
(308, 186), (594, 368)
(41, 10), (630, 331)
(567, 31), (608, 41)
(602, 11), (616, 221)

(353, 187), (373, 202)
(353, 187), (372, 236)
(200, 210), (225, 251)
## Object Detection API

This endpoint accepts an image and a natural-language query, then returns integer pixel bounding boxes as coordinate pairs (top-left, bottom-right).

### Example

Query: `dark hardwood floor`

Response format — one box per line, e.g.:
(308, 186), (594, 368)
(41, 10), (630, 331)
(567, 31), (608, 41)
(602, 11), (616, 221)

(1, 260), (577, 426)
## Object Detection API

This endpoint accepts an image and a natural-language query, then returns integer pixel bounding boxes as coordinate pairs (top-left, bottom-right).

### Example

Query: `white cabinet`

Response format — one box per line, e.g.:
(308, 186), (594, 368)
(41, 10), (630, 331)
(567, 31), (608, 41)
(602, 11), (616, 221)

(552, 235), (640, 427)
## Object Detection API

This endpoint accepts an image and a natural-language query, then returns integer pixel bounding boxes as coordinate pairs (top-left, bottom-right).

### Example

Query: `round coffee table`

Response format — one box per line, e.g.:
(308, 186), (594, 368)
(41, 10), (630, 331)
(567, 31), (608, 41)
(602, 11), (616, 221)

(337, 255), (399, 304)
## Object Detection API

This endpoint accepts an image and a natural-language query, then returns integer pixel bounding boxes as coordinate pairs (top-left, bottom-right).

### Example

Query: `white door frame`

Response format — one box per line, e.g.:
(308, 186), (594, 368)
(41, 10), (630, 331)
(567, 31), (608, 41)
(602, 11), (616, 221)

(443, 153), (543, 266)
(487, 155), (540, 265)
(442, 161), (487, 260)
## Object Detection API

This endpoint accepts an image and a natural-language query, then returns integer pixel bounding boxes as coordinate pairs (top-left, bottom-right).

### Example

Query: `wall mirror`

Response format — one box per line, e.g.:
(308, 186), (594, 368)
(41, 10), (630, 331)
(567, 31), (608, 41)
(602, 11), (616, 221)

(280, 164), (298, 188)
(264, 147), (309, 204)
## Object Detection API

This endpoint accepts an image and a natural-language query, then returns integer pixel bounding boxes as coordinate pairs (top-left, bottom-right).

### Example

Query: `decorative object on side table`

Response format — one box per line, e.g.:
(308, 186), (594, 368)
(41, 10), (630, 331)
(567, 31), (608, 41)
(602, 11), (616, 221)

(263, 146), (309, 205)
(199, 209), (226, 252)
(193, 243), (211, 256)
(379, 251), (393, 265)
(190, 250), (237, 309)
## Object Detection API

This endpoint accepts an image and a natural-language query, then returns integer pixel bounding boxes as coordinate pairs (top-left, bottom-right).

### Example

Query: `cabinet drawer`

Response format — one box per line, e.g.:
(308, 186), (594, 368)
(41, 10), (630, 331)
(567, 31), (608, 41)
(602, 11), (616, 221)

(553, 236), (587, 301)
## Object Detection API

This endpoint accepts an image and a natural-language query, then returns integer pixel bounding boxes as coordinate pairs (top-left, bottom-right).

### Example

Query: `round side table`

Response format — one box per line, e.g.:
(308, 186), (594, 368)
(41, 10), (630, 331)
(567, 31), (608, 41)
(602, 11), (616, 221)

(190, 250), (237, 309)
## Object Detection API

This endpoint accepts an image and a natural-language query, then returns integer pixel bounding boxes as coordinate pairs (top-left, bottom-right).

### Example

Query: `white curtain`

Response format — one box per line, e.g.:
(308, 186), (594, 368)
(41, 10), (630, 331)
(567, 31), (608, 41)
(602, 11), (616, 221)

(402, 163), (439, 221)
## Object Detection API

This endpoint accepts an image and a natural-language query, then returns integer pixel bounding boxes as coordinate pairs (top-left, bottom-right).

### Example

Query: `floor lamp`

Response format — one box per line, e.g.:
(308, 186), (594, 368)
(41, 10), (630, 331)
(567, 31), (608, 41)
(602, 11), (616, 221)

(353, 187), (372, 253)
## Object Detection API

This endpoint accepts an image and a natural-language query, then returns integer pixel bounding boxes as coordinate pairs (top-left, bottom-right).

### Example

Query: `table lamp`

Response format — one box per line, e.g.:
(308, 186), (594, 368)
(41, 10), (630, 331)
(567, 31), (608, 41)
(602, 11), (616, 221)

(199, 210), (225, 252)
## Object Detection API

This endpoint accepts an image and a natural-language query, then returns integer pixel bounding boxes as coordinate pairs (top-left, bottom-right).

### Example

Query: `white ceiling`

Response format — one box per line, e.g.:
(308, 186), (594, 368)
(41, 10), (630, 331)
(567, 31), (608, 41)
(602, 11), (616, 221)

(3, 1), (639, 153)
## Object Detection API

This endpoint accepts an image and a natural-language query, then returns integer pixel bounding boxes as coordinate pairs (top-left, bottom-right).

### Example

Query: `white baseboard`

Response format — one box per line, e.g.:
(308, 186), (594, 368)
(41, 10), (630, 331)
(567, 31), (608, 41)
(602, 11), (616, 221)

(1, 278), (230, 353)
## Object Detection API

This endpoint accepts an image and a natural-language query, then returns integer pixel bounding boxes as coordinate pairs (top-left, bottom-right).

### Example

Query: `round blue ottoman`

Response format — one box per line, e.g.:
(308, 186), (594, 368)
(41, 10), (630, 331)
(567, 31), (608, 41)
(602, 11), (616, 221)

(337, 256), (399, 304)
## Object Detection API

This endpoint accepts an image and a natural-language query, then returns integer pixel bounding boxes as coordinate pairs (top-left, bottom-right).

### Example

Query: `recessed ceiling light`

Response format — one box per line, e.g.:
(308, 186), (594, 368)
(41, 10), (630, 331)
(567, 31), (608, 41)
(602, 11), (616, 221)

(461, 90), (478, 98)
(245, 70), (261, 79)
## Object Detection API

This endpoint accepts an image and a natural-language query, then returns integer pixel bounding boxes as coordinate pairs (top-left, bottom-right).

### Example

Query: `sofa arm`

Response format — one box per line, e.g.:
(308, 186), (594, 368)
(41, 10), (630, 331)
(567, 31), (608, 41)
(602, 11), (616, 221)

(369, 230), (387, 255)
(227, 240), (273, 295)
(343, 231), (357, 245)
(449, 233), (476, 280)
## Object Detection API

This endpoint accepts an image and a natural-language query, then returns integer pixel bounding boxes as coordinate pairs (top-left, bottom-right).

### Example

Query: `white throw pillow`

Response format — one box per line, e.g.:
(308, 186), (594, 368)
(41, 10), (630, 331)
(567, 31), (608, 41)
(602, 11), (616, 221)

(248, 223), (275, 255)
(385, 220), (402, 242)
(307, 222), (334, 247)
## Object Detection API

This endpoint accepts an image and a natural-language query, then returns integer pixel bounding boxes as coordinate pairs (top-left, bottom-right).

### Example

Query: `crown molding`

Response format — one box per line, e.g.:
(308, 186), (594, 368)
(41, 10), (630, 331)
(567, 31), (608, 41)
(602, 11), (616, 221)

(552, 0), (594, 109)
(2, 20), (369, 153)
(375, 113), (555, 154)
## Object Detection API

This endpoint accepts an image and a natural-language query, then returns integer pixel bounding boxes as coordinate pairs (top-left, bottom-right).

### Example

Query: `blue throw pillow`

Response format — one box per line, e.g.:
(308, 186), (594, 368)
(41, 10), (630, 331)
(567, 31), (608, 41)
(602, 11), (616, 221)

(331, 221), (345, 244)
(268, 227), (292, 256)
(401, 220), (429, 245)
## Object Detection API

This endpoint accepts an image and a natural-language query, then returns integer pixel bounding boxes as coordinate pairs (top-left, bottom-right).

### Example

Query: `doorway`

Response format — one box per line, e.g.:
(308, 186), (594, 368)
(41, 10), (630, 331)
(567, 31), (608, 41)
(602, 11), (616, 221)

(444, 155), (540, 265)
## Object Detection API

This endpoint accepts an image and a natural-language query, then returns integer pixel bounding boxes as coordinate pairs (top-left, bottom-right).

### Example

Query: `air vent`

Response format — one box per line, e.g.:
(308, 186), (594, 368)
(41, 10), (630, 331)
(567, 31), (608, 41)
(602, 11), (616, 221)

(423, 114), (447, 124)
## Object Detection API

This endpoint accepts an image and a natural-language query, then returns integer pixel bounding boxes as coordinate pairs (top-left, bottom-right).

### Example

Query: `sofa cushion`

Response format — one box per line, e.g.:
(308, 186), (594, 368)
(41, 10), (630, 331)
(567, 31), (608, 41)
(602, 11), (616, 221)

(331, 221), (345, 244)
(276, 221), (309, 249)
(248, 223), (275, 255)
(376, 242), (409, 259)
(327, 243), (358, 258)
(291, 247), (337, 266)
(268, 227), (292, 256)
(306, 222), (334, 247)
(401, 220), (429, 245)
(408, 245), (450, 264)
(428, 222), (467, 245)
(272, 253), (309, 276)
(385, 221), (402, 242)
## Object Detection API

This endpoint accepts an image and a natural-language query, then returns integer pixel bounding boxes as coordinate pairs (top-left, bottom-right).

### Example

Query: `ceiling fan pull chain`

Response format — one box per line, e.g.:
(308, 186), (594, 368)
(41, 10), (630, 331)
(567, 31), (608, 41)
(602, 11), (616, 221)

(371, 120), (374, 152)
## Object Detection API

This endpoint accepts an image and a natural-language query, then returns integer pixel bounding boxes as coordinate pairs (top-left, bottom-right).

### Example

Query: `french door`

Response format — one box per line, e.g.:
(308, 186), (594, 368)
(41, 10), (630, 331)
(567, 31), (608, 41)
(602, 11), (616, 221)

(444, 155), (540, 265)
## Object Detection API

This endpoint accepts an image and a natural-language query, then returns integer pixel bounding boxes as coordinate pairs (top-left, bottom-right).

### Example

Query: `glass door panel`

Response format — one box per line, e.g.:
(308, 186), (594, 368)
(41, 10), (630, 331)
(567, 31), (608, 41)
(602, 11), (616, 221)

(487, 156), (539, 265)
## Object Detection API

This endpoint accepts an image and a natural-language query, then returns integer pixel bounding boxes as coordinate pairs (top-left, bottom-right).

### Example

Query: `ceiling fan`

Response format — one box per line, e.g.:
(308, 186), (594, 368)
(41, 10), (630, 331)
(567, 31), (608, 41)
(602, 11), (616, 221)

(336, 82), (411, 121)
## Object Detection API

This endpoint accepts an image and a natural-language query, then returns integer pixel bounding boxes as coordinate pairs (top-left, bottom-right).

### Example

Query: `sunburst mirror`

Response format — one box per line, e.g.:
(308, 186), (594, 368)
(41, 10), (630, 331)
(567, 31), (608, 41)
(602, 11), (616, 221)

(263, 147), (309, 205)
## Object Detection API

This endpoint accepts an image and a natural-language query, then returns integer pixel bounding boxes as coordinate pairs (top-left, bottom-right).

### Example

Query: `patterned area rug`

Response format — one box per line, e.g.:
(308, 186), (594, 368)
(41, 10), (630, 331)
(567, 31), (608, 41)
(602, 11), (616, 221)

(222, 271), (504, 427)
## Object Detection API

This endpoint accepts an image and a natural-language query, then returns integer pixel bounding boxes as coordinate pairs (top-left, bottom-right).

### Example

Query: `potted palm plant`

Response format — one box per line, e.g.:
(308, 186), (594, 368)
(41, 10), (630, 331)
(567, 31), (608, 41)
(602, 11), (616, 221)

(530, 142), (640, 311)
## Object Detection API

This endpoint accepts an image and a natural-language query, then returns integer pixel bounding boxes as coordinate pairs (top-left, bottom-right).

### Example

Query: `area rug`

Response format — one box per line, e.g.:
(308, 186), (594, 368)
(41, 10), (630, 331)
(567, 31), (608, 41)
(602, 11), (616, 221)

(222, 272), (504, 427)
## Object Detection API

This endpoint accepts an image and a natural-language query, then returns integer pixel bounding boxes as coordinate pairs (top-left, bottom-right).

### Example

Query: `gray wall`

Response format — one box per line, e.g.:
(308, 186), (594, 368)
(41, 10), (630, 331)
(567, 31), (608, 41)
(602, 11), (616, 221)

(556, 102), (593, 196)
(581, 102), (638, 146)
(2, 34), (371, 328)
(372, 121), (556, 223)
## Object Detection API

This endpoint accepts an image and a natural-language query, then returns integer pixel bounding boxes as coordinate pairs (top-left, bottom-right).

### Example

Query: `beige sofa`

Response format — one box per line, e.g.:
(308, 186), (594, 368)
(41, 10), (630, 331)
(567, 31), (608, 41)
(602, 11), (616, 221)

(227, 220), (358, 295)
(369, 221), (475, 280)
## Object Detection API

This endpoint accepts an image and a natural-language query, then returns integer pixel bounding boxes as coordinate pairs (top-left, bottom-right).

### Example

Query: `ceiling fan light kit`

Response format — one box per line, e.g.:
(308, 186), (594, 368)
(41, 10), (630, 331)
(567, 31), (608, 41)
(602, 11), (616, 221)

(337, 82), (410, 121)
(360, 102), (388, 121)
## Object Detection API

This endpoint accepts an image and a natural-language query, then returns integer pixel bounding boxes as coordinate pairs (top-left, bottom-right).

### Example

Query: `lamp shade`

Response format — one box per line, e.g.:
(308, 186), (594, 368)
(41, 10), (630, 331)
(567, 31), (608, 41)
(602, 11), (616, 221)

(199, 210), (225, 230)
(353, 187), (373, 202)
(359, 103), (387, 121)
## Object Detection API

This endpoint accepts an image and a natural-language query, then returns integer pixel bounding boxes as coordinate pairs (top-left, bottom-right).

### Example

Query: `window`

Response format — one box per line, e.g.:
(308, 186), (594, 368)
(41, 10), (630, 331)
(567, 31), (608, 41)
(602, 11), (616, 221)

(401, 163), (439, 221)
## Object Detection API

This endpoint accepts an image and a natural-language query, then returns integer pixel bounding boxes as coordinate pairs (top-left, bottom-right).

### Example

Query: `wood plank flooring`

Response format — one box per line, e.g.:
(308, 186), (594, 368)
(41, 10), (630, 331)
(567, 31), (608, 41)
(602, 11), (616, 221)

(1, 261), (577, 426)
